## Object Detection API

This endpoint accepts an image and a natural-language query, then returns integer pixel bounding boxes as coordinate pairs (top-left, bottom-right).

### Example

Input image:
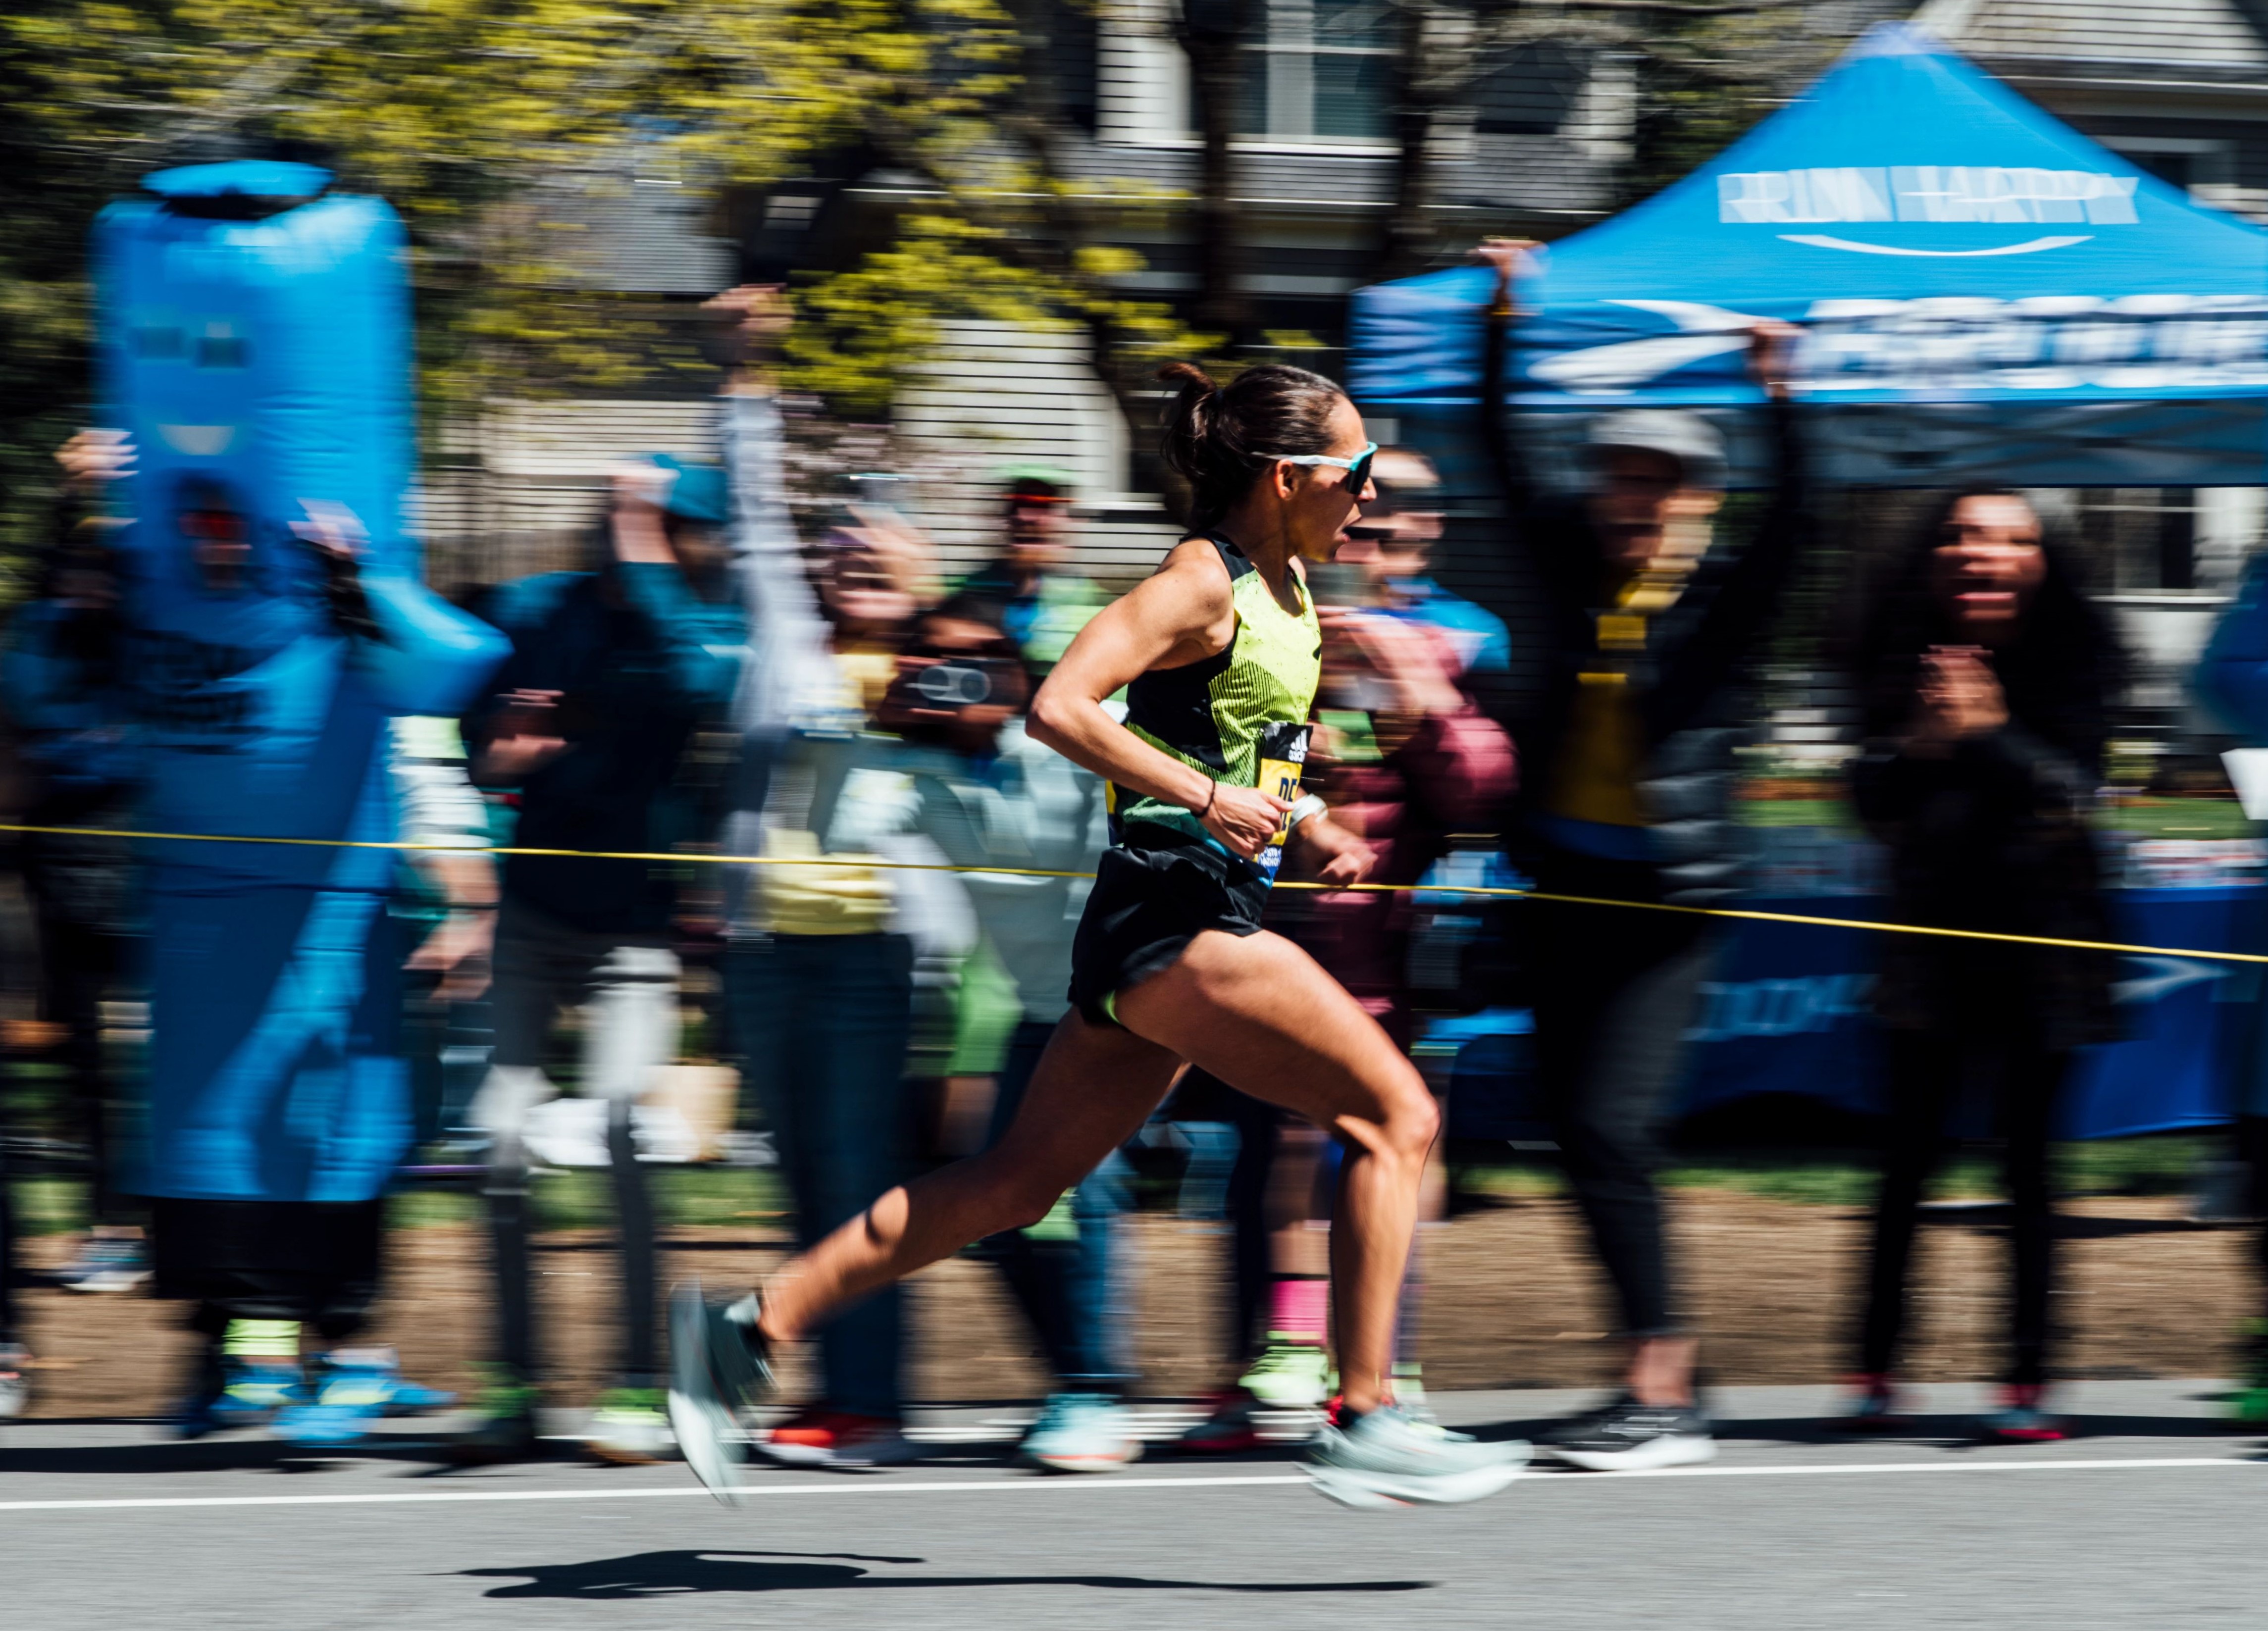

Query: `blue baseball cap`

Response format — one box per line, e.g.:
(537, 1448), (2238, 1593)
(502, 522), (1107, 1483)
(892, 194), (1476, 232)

(647, 455), (729, 524)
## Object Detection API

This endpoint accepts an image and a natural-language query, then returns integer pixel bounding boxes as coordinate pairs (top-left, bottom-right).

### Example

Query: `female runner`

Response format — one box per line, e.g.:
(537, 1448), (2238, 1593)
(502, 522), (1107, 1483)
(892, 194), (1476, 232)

(671, 362), (1528, 1507)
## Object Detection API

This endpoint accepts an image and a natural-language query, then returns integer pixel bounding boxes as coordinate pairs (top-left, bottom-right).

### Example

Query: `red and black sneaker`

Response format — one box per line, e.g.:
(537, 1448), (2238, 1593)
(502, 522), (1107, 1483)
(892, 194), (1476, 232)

(1982, 1384), (2067, 1444)
(1173, 1389), (1267, 1455)
(1841, 1373), (1907, 1432)
(761, 1408), (920, 1469)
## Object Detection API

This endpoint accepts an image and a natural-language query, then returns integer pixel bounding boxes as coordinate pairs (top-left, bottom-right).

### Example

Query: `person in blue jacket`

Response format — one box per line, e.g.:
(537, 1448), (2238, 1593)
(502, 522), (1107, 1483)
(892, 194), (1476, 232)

(2194, 555), (2268, 1424)
(4, 440), (509, 1443)
(453, 458), (743, 1463)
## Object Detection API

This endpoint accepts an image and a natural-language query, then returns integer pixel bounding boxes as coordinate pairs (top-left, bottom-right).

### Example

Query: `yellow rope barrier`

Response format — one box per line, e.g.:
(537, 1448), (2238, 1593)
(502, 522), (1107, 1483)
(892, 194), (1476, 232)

(2, 820), (2262, 966)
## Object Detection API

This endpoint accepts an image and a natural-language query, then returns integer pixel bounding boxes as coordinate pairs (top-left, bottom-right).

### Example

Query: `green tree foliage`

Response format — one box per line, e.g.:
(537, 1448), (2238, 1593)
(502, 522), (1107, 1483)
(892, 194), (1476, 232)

(0, 0), (1198, 581)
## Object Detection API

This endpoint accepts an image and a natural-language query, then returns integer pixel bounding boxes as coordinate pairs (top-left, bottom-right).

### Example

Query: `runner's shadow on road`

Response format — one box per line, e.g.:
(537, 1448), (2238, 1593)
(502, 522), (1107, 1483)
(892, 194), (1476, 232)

(1640, 1414), (2253, 1450)
(462, 1551), (1434, 1599)
(0, 1439), (450, 1476)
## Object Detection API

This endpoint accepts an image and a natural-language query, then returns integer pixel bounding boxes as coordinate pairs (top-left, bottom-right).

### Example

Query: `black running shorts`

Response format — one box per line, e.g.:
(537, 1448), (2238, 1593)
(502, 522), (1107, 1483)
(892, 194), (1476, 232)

(1068, 833), (1270, 1027)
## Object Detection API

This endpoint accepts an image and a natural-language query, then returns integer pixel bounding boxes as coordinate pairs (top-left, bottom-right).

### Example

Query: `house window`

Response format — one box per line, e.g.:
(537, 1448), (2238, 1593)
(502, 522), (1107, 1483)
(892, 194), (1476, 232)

(1471, 42), (1585, 136)
(1240, 0), (1395, 143)
(2097, 136), (2234, 202)
(2080, 488), (2200, 593)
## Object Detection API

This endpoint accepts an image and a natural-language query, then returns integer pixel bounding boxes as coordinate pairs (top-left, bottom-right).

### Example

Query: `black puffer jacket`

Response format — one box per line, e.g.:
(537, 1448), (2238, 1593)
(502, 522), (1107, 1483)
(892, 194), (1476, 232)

(1478, 299), (1812, 903)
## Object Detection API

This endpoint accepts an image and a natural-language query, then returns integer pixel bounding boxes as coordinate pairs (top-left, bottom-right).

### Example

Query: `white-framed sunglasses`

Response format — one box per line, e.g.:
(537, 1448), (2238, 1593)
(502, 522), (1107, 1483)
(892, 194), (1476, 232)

(1261, 441), (1378, 492)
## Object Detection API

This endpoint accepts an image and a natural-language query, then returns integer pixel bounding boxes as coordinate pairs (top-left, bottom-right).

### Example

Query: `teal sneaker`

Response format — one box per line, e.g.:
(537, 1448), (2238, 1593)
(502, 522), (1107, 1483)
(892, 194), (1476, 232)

(212, 1358), (306, 1429)
(275, 1348), (444, 1447)
(667, 1279), (773, 1506)
(1020, 1392), (1142, 1473)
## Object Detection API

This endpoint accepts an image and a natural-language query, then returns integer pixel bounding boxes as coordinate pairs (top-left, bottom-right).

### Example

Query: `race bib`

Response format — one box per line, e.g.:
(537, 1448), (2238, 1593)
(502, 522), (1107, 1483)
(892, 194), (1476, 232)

(1253, 720), (1311, 883)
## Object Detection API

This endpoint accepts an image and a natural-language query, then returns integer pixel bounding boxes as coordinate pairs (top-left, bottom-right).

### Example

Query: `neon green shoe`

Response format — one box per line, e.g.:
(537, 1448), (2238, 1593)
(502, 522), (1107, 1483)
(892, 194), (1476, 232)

(2232, 1321), (2268, 1425)
(1239, 1337), (1332, 1409)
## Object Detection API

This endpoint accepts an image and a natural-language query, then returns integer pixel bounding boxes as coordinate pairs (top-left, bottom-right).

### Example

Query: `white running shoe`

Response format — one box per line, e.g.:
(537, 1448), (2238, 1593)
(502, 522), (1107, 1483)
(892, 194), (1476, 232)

(1306, 1404), (1529, 1509)
(54, 1228), (150, 1294)
(0, 1344), (31, 1421)
(667, 1280), (772, 1505)
(1020, 1392), (1143, 1473)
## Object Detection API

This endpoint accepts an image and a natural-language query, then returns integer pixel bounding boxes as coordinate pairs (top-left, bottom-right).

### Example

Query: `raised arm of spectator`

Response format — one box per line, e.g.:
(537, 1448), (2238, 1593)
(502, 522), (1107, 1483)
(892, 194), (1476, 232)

(1647, 321), (1808, 741)
(608, 468), (745, 712)
(711, 284), (832, 743)
(1475, 240), (1540, 523)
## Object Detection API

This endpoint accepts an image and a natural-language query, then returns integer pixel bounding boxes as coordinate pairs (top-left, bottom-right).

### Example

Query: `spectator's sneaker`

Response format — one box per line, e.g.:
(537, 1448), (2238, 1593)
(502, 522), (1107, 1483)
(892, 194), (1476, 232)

(667, 1279), (773, 1504)
(0, 1344), (31, 1421)
(2231, 1322), (2268, 1426)
(447, 1375), (544, 1466)
(274, 1348), (439, 1447)
(1173, 1389), (1270, 1455)
(1307, 1404), (1529, 1509)
(53, 1227), (151, 1294)
(379, 1369), (457, 1416)
(1239, 1339), (1332, 1409)
(1542, 1396), (1716, 1472)
(1981, 1384), (2067, 1444)
(210, 1358), (307, 1430)
(761, 1408), (921, 1470)
(1841, 1374), (1908, 1432)
(588, 1387), (676, 1465)
(1020, 1392), (1142, 1473)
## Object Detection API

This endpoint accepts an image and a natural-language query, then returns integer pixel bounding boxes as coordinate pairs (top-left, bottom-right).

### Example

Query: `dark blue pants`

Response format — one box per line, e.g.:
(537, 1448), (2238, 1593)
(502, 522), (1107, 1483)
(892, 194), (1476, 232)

(979, 1019), (1133, 1389)
(725, 934), (914, 1418)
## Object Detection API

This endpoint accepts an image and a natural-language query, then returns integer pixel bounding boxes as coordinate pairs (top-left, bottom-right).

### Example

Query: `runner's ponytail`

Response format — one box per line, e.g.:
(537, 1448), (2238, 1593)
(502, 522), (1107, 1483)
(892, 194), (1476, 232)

(1156, 360), (1346, 529)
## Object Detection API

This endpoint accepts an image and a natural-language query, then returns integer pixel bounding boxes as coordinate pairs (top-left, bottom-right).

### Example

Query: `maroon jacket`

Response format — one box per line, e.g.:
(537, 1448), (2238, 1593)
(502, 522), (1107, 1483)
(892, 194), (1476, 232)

(1281, 699), (1516, 1047)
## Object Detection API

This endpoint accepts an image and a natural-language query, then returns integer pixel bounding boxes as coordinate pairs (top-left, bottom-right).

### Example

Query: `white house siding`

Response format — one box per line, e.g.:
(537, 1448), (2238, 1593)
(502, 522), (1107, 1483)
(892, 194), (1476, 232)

(1098, 0), (1192, 146)
(412, 399), (724, 587)
(1920, 0), (2268, 68)
(895, 321), (1183, 589)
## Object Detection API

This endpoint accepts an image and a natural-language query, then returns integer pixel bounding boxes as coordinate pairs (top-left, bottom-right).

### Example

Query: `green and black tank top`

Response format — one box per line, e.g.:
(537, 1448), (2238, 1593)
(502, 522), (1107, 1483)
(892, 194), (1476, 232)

(1109, 534), (1323, 882)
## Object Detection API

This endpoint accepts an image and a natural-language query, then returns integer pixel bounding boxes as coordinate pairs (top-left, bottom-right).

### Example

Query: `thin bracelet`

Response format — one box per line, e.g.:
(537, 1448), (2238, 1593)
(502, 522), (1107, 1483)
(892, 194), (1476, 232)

(1198, 780), (1217, 820)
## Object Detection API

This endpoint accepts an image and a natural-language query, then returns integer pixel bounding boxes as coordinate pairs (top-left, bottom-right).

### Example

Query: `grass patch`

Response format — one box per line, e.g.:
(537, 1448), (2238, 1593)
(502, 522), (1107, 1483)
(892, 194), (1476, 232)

(389, 1166), (790, 1233)
(2097, 796), (2254, 840)
(1452, 1133), (2219, 1212)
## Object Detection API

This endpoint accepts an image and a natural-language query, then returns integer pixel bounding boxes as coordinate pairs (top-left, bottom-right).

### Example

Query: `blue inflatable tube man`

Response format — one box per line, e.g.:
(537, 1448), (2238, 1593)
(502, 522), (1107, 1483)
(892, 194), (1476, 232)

(69, 161), (507, 1335)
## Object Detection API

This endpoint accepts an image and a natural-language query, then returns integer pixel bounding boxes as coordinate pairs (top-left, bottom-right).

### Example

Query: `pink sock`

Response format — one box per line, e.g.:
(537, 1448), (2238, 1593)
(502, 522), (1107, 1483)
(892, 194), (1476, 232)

(1270, 1277), (1328, 1345)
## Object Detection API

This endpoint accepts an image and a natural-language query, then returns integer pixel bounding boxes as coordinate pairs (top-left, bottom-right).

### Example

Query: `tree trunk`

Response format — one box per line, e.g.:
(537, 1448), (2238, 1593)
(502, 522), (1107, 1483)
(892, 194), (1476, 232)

(1378, 1), (1445, 282)
(1174, 0), (1259, 349)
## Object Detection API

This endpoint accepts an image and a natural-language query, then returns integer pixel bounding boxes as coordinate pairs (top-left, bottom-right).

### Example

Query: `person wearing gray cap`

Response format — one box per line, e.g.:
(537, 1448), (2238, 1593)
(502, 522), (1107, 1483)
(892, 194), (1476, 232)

(1474, 243), (1806, 1472)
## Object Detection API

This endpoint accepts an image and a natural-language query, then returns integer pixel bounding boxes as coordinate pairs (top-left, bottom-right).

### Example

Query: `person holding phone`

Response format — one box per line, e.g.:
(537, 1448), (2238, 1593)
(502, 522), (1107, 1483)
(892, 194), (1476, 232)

(1845, 490), (2123, 1442)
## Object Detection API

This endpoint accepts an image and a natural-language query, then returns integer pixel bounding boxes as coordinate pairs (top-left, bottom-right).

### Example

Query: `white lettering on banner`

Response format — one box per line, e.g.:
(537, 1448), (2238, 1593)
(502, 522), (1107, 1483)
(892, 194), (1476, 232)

(1719, 167), (2140, 225)
(1536, 294), (2268, 395)
(1685, 973), (1873, 1045)
(1796, 294), (2268, 394)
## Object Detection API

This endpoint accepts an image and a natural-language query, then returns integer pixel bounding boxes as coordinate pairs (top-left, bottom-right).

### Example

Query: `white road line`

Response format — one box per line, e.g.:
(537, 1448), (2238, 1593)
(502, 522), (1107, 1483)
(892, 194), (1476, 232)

(1567, 1456), (2261, 1480)
(0, 1455), (2257, 1514)
(0, 1475), (1308, 1513)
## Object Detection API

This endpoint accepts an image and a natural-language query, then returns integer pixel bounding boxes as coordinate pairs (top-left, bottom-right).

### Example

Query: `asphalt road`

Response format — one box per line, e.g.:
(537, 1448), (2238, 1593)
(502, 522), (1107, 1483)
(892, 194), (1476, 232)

(6, 1381), (2264, 1631)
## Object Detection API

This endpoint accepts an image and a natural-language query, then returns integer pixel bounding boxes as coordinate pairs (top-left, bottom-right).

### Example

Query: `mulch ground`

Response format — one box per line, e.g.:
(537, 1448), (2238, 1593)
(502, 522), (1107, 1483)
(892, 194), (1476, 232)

(11, 1191), (2255, 1419)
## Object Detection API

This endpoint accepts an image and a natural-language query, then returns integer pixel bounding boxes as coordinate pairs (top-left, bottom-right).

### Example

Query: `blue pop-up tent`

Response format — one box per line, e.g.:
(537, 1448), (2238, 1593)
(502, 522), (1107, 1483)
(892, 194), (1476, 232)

(1350, 23), (2268, 485)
